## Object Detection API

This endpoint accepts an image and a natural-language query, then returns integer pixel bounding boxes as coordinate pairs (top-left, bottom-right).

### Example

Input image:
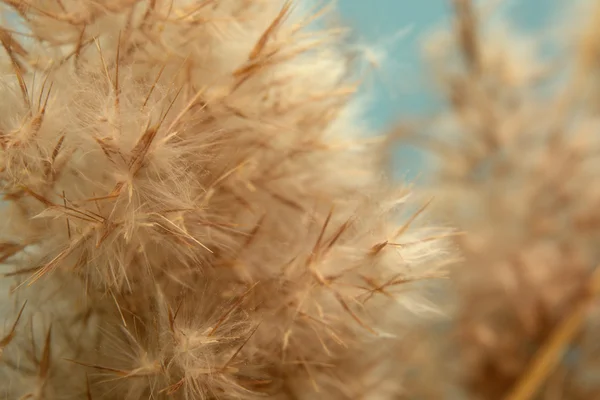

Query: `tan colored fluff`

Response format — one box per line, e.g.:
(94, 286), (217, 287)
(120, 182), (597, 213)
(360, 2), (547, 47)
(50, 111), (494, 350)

(394, 1), (600, 399)
(0, 1), (451, 399)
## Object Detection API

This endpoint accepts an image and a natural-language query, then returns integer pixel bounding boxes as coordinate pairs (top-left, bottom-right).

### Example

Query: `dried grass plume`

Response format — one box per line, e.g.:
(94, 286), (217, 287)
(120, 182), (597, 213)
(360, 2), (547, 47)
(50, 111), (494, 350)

(0, 1), (451, 399)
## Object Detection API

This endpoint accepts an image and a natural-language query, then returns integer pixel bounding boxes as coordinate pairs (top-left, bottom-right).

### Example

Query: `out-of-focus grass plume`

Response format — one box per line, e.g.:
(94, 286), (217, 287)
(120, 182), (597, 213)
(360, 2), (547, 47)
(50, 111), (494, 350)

(391, 0), (600, 399)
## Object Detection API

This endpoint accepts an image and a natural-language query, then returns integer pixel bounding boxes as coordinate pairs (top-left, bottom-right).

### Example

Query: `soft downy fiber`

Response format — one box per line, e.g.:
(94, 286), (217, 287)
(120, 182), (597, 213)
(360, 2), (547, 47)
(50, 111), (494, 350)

(0, 1), (451, 399)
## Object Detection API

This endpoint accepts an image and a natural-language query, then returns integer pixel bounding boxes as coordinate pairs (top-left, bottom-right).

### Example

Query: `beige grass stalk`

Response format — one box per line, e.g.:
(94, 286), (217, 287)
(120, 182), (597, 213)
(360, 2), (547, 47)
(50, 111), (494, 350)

(505, 265), (600, 400)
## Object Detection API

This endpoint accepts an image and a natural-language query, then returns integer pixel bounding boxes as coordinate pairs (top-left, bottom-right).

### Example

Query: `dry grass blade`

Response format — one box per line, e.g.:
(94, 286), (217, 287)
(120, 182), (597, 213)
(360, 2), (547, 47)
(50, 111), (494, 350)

(0, 28), (27, 57)
(0, 242), (25, 263)
(86, 373), (93, 400)
(208, 283), (258, 337)
(452, 0), (481, 74)
(504, 266), (600, 400)
(222, 322), (262, 371)
(0, 33), (29, 106)
(109, 289), (127, 327)
(394, 198), (434, 239)
(173, 0), (215, 21)
(63, 359), (132, 377)
(306, 207), (334, 267)
(38, 325), (52, 381)
(248, 0), (292, 61)
(161, 377), (185, 395)
(321, 218), (353, 258)
(94, 38), (112, 87)
(334, 292), (377, 335)
(21, 186), (55, 207)
(142, 62), (166, 110)
(27, 233), (91, 285)
(0, 301), (27, 354)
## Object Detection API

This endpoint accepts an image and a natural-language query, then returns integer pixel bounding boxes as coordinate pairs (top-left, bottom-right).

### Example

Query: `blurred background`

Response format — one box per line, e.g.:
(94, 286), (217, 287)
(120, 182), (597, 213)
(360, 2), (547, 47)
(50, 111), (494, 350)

(337, 0), (561, 180)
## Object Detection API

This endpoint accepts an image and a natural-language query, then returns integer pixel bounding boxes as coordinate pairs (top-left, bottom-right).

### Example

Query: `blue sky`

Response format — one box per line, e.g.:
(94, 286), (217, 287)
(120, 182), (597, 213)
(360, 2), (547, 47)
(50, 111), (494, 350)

(337, 0), (561, 179)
